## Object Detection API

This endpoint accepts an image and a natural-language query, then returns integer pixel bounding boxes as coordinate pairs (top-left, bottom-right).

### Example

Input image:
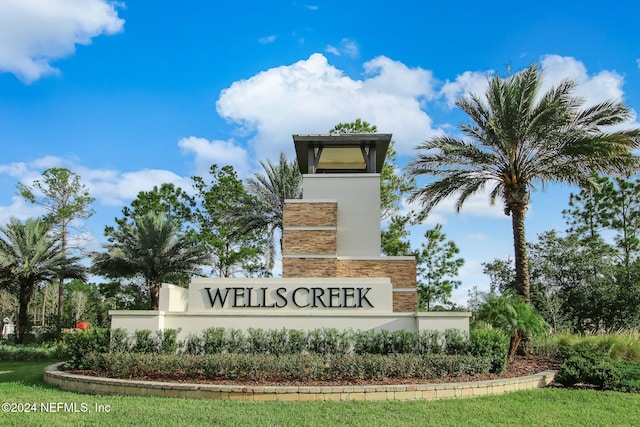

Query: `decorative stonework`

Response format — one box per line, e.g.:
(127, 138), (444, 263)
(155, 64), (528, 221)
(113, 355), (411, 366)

(336, 259), (416, 289)
(284, 202), (337, 227)
(283, 257), (337, 277)
(282, 229), (337, 255)
(392, 291), (418, 312)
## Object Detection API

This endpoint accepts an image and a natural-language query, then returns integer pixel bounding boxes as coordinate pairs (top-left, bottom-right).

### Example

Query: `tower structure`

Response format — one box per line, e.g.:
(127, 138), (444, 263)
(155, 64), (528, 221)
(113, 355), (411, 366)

(282, 134), (418, 312)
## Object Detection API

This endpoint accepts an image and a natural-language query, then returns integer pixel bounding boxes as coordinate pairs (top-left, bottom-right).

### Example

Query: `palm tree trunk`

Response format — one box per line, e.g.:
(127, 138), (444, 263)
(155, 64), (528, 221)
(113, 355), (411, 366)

(41, 287), (46, 327)
(510, 205), (531, 302)
(150, 281), (160, 310)
(16, 287), (31, 344)
(508, 331), (523, 362)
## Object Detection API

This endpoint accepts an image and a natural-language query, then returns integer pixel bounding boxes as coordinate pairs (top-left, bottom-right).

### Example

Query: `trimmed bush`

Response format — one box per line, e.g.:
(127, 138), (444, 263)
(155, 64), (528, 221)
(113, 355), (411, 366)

(77, 352), (493, 382)
(63, 328), (110, 369)
(554, 343), (640, 392)
(469, 328), (509, 373)
(614, 361), (640, 393)
(109, 328), (130, 353)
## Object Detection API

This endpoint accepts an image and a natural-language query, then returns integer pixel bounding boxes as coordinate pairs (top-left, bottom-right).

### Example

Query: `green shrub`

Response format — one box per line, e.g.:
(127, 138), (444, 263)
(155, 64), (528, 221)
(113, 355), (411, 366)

(130, 329), (158, 354)
(614, 361), (640, 393)
(307, 328), (350, 356)
(109, 328), (130, 353)
(286, 329), (307, 354)
(63, 328), (110, 369)
(444, 329), (469, 355)
(157, 329), (180, 354)
(201, 327), (227, 354)
(555, 344), (628, 391)
(389, 330), (417, 354)
(415, 330), (443, 354)
(469, 328), (509, 373)
(475, 291), (549, 360)
(353, 329), (377, 354)
(0, 341), (64, 361)
(79, 352), (492, 382)
(524, 333), (561, 359)
(266, 328), (288, 355)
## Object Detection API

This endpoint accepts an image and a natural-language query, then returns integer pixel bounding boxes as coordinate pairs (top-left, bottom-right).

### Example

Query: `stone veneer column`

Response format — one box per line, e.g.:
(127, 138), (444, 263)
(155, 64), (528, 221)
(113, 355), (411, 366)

(282, 199), (418, 312)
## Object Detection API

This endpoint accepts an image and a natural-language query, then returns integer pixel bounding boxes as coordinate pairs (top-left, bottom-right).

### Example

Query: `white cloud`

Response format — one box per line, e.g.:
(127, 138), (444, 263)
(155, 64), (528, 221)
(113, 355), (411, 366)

(88, 169), (191, 207)
(178, 136), (250, 178)
(216, 53), (441, 159)
(325, 38), (359, 58)
(417, 191), (507, 224)
(441, 56), (629, 114)
(0, 162), (28, 178)
(440, 70), (491, 108)
(0, 0), (124, 82)
(258, 35), (277, 45)
(0, 195), (43, 224)
(363, 56), (437, 101)
(305, 5), (319, 11)
(540, 55), (625, 106)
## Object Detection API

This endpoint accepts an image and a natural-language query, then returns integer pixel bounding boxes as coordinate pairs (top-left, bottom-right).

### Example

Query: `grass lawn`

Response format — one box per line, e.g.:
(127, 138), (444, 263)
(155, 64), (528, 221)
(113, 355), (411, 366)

(1, 360), (639, 426)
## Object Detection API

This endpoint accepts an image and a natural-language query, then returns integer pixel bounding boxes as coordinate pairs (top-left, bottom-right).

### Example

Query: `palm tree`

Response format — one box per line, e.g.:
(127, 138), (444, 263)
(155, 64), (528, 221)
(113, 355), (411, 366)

(407, 63), (640, 302)
(231, 152), (302, 269)
(0, 218), (85, 343)
(92, 212), (209, 310)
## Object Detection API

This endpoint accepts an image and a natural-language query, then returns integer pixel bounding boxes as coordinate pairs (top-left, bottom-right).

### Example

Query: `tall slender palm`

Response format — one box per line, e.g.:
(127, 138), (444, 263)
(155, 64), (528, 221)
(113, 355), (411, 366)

(0, 218), (85, 343)
(232, 152), (302, 269)
(407, 64), (640, 302)
(92, 212), (209, 310)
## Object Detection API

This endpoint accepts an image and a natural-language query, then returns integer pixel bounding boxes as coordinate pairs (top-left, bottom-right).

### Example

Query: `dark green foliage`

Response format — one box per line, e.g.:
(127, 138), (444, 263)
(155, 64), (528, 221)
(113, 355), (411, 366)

(65, 327), (513, 381)
(614, 361), (640, 393)
(443, 329), (469, 355)
(416, 224), (465, 310)
(307, 328), (351, 356)
(156, 328), (179, 354)
(475, 291), (549, 360)
(79, 352), (492, 382)
(130, 329), (157, 354)
(192, 165), (270, 277)
(0, 341), (64, 361)
(0, 218), (86, 343)
(17, 167), (95, 326)
(92, 212), (209, 310)
(109, 328), (129, 353)
(63, 328), (110, 369)
(201, 327), (227, 354)
(226, 153), (302, 269)
(468, 329), (510, 373)
(556, 345), (622, 389)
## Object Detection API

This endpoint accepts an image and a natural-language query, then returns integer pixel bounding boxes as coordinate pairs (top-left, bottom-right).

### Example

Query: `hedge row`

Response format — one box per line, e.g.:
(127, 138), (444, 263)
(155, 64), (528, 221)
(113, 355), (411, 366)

(79, 352), (493, 382)
(0, 342), (64, 361)
(63, 327), (509, 374)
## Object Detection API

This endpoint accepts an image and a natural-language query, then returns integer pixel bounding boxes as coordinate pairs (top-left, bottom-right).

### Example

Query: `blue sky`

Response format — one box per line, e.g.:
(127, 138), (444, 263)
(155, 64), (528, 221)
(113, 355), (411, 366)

(1, 1), (639, 305)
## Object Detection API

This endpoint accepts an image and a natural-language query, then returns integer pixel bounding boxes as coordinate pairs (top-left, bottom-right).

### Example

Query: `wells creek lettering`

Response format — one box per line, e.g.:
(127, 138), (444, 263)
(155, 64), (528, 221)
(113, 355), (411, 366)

(204, 287), (374, 309)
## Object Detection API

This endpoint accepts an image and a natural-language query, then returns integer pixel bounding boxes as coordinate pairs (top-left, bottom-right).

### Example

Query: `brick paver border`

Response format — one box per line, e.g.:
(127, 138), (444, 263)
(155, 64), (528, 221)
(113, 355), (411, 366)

(44, 363), (557, 401)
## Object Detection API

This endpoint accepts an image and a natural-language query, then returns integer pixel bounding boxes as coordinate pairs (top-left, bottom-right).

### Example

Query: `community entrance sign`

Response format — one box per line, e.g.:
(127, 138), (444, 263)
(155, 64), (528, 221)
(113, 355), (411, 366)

(110, 134), (470, 339)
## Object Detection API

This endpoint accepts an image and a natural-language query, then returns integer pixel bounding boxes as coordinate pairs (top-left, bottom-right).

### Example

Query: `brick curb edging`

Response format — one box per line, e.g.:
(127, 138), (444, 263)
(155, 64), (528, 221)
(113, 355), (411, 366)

(44, 363), (557, 402)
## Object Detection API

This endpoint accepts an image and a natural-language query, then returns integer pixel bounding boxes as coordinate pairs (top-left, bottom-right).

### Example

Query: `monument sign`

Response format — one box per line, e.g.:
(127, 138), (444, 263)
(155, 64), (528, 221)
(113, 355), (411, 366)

(110, 134), (470, 339)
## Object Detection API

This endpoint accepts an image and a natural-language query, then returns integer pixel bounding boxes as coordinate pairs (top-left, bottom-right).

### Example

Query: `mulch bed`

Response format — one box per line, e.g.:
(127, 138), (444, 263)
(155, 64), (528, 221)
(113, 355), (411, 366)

(67, 355), (561, 387)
